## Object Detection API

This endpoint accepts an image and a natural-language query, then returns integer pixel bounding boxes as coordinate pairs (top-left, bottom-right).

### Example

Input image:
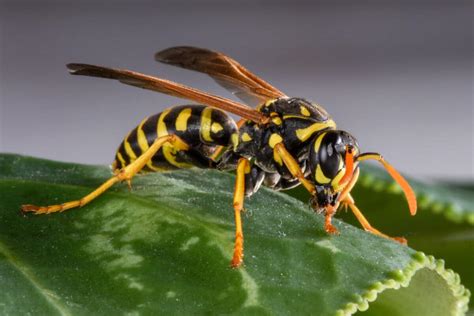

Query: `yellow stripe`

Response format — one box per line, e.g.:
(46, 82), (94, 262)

(231, 133), (239, 150)
(157, 108), (193, 169)
(300, 106), (311, 117)
(137, 117), (150, 153)
(124, 139), (137, 162)
(201, 107), (213, 142)
(163, 146), (193, 169)
(175, 108), (192, 131)
(157, 109), (171, 137)
(116, 152), (126, 168)
(315, 165), (331, 184)
(269, 133), (283, 148)
(296, 120), (336, 142)
(136, 117), (163, 171)
(282, 115), (313, 120)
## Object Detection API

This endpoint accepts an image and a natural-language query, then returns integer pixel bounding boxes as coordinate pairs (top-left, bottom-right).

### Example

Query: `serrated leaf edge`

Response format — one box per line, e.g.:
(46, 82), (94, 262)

(335, 251), (471, 316)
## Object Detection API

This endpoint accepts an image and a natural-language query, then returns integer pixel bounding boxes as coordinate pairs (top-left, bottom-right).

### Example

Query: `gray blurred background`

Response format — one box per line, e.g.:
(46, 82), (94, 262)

(0, 0), (472, 180)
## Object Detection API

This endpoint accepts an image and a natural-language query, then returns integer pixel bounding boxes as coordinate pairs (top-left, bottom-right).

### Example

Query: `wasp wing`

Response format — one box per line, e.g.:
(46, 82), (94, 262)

(67, 63), (267, 123)
(155, 46), (287, 107)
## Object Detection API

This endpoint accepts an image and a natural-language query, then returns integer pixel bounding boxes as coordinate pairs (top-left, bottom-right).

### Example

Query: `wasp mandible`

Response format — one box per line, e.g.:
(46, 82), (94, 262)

(22, 47), (417, 268)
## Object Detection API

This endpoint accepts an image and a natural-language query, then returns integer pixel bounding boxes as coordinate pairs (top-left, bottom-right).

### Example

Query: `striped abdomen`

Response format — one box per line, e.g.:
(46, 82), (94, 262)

(113, 105), (238, 172)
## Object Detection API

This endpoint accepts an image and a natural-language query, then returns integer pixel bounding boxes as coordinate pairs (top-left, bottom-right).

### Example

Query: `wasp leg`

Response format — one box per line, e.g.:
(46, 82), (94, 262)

(342, 194), (407, 245)
(323, 205), (339, 235)
(273, 143), (316, 195)
(231, 158), (250, 268)
(273, 143), (339, 234)
(21, 135), (189, 215)
(211, 119), (246, 162)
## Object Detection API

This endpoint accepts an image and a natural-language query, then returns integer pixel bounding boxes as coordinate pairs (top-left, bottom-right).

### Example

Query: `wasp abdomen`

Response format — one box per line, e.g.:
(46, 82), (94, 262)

(113, 105), (237, 172)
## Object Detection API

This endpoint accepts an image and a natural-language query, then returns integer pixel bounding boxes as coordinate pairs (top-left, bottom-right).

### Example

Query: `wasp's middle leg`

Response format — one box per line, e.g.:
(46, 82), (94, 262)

(22, 134), (189, 214)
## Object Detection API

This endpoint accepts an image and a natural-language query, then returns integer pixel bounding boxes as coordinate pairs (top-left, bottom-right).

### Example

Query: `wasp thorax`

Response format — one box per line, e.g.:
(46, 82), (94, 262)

(308, 130), (359, 188)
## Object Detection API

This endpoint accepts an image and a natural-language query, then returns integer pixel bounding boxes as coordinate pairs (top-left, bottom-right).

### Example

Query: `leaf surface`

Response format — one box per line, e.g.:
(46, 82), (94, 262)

(0, 154), (470, 315)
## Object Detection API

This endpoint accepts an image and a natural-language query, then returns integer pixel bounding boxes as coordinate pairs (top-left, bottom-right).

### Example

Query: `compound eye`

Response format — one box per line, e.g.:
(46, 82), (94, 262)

(319, 133), (344, 179)
(319, 138), (341, 179)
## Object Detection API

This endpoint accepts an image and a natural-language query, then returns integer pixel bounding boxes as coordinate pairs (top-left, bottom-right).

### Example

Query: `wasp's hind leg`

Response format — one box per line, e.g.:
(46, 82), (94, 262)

(21, 135), (189, 215)
(231, 158), (251, 268)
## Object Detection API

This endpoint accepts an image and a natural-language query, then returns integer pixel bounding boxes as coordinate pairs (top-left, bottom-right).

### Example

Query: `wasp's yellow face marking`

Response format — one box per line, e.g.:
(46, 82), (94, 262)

(313, 132), (327, 153)
(176, 108), (192, 132)
(241, 132), (252, 142)
(296, 120), (336, 142)
(200, 107), (213, 142)
(315, 165), (331, 184)
(300, 106), (311, 117)
(269, 133), (283, 148)
(330, 159), (346, 192)
(211, 122), (223, 133)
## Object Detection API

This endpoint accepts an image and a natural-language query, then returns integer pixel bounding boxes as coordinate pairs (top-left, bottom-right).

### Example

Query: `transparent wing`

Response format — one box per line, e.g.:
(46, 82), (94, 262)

(67, 63), (268, 123)
(155, 46), (287, 107)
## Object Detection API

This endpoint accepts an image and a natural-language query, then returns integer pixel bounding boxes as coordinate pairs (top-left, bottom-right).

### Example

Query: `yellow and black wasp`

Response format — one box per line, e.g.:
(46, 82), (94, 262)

(22, 46), (417, 267)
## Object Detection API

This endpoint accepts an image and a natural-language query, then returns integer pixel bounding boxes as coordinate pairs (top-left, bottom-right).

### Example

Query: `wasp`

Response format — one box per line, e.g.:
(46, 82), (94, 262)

(22, 46), (417, 267)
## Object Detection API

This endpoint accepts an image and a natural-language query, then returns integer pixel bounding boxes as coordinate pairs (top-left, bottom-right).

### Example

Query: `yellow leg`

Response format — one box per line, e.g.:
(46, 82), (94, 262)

(274, 143), (316, 195)
(21, 135), (189, 215)
(273, 143), (342, 234)
(231, 158), (250, 268)
(324, 205), (339, 235)
(324, 168), (361, 235)
(343, 194), (407, 244)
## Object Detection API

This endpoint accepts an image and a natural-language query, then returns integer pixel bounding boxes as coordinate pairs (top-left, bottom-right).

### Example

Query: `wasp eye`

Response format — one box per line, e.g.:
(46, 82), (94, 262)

(326, 144), (334, 157)
(319, 134), (342, 179)
(309, 130), (359, 186)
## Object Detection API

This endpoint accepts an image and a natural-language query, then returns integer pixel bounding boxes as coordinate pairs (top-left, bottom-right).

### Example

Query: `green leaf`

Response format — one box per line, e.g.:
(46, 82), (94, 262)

(0, 154), (470, 315)
(287, 163), (474, 313)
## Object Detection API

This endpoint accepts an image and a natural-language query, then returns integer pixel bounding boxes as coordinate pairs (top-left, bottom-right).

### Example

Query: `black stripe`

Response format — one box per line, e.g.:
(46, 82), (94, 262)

(126, 127), (141, 158)
(142, 114), (159, 147)
(117, 142), (130, 166)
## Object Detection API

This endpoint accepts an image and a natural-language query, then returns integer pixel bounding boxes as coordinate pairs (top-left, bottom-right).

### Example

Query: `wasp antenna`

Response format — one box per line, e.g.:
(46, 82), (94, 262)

(338, 145), (355, 188)
(356, 153), (417, 216)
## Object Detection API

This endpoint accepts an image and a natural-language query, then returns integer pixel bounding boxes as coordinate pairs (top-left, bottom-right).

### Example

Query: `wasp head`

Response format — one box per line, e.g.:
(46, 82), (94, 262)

(308, 130), (359, 211)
